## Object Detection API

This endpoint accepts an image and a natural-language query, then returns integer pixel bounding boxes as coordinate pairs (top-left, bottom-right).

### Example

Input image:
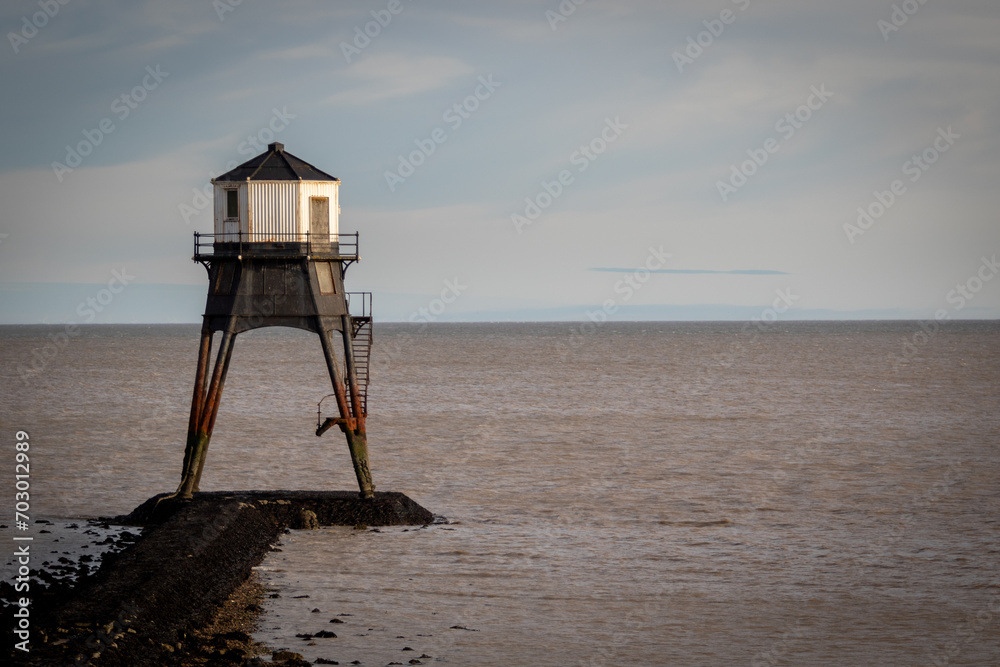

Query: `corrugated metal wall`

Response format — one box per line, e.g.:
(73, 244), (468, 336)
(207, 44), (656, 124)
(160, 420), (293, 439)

(212, 181), (338, 242)
(299, 182), (339, 240)
(248, 182), (299, 240)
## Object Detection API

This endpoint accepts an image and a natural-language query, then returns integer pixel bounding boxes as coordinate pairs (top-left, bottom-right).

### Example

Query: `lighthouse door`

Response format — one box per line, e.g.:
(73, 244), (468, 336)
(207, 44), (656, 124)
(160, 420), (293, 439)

(224, 188), (240, 241)
(310, 197), (330, 246)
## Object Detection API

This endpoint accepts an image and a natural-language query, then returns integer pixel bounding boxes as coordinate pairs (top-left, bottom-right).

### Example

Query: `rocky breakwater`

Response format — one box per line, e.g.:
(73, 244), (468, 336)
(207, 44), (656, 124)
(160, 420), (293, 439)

(12, 491), (433, 667)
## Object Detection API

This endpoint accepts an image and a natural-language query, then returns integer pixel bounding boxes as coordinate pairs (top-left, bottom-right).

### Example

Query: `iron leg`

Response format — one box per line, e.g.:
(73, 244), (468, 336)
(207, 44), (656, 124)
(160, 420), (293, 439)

(177, 327), (236, 499)
(319, 327), (374, 499)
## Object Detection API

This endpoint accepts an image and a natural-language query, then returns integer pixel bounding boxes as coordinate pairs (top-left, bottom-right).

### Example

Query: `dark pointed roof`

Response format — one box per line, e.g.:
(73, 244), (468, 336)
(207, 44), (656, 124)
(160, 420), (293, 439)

(213, 143), (339, 182)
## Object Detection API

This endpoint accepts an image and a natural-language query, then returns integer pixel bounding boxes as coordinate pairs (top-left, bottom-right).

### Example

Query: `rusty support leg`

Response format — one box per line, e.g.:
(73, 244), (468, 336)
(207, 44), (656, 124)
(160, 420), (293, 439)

(192, 327), (237, 490)
(319, 326), (374, 498)
(177, 325), (237, 499)
(178, 326), (212, 491)
(341, 315), (373, 498)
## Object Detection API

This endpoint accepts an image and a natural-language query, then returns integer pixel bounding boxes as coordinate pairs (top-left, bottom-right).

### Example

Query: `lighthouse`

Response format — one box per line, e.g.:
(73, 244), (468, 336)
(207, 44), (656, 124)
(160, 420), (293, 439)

(175, 142), (374, 499)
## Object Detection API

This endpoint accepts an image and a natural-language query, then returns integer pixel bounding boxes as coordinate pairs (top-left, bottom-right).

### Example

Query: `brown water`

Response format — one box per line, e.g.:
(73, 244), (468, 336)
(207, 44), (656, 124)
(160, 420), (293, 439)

(1, 322), (998, 665)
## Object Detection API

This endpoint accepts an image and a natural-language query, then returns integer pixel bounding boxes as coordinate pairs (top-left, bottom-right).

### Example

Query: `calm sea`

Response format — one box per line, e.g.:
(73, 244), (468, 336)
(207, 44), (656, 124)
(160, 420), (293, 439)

(1, 321), (998, 665)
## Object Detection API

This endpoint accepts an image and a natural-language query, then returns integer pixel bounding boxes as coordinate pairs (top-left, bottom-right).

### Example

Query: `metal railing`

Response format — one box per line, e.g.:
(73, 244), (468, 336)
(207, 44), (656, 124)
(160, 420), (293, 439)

(346, 291), (372, 320)
(193, 231), (359, 260)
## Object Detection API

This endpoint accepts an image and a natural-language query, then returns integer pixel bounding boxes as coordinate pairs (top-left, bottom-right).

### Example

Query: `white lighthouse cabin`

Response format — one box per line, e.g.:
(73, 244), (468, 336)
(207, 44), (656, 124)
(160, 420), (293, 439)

(210, 142), (341, 248)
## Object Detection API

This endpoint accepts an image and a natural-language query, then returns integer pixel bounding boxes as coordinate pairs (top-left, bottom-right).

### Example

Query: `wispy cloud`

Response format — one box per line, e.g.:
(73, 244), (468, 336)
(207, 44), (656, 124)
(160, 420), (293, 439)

(589, 268), (791, 275)
(261, 44), (338, 61)
(322, 53), (474, 106)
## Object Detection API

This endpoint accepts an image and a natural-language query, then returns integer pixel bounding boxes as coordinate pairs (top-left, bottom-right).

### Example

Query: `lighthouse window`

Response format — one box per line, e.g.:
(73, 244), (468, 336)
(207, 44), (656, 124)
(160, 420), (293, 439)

(225, 189), (239, 219)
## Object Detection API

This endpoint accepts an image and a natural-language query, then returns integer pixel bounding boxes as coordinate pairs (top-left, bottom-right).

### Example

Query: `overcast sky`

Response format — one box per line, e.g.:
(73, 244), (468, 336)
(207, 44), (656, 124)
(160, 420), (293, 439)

(1, 0), (998, 323)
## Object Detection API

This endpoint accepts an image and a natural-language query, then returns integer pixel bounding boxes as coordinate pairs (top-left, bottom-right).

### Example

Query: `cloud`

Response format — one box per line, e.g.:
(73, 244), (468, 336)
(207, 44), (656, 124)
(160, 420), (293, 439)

(589, 268), (791, 275)
(322, 53), (475, 106)
(259, 44), (338, 61)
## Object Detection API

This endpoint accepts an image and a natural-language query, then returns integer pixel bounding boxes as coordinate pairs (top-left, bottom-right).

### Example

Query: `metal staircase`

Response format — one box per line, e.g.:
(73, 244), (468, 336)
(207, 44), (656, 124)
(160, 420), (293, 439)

(347, 292), (372, 416)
